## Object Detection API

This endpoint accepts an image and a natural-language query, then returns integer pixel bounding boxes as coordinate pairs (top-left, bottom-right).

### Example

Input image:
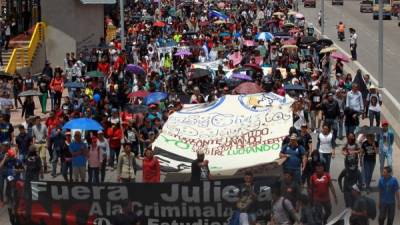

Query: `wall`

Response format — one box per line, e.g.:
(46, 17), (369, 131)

(41, 0), (104, 67)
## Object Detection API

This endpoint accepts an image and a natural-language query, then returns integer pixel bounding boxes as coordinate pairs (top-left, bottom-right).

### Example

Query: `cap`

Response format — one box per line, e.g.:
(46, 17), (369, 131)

(312, 86), (319, 91)
(328, 92), (334, 96)
(369, 84), (377, 90)
(382, 120), (389, 126)
(290, 133), (298, 140)
(98, 130), (104, 134)
(352, 184), (361, 193)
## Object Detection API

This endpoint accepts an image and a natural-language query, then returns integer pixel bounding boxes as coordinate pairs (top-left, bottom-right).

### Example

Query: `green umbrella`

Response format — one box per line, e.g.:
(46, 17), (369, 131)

(86, 71), (104, 78)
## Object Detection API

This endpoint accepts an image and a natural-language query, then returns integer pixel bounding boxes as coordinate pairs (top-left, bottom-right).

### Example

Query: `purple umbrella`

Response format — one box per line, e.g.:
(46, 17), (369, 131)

(174, 49), (192, 57)
(232, 72), (252, 81)
(126, 64), (145, 75)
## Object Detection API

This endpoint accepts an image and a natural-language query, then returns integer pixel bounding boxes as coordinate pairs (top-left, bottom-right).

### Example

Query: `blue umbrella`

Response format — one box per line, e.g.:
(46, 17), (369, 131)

(64, 81), (85, 89)
(257, 32), (274, 41)
(209, 10), (228, 20)
(63, 118), (103, 131)
(233, 32), (241, 38)
(144, 92), (168, 105)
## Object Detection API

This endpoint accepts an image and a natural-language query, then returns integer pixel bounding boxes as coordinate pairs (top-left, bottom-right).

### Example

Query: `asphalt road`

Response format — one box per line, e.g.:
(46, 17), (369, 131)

(299, 0), (400, 99)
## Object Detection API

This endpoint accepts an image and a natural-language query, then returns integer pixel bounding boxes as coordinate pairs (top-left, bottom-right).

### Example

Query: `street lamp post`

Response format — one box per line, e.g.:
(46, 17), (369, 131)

(119, 0), (125, 50)
(321, 0), (325, 35)
(378, 0), (383, 88)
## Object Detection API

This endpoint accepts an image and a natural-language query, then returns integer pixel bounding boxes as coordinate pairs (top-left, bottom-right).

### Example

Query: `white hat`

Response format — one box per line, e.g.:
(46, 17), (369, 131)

(369, 84), (377, 90)
(312, 86), (319, 91)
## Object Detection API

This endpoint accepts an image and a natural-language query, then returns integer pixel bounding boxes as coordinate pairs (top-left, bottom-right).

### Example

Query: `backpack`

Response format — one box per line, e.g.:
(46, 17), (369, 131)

(363, 196), (377, 220)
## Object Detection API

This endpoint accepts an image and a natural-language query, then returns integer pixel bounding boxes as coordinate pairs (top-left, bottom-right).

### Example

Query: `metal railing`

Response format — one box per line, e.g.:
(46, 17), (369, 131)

(5, 22), (46, 74)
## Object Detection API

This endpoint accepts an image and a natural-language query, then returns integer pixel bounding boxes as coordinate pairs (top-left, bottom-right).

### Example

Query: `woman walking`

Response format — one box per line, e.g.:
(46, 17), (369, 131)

(87, 134), (103, 183)
(142, 148), (160, 183)
(50, 72), (64, 110)
(96, 131), (109, 182)
(316, 124), (336, 172)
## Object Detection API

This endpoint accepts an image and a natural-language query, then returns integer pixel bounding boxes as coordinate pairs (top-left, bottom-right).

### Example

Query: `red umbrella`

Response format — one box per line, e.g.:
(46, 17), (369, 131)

(128, 90), (149, 98)
(331, 52), (350, 63)
(233, 82), (264, 94)
(243, 63), (262, 72)
(153, 21), (166, 27)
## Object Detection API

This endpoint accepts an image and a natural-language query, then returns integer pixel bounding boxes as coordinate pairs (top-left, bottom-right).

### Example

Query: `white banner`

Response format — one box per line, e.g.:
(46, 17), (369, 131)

(153, 93), (294, 176)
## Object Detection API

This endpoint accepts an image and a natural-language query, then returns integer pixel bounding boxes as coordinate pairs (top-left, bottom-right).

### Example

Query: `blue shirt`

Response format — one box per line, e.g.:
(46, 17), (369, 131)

(280, 144), (305, 170)
(378, 176), (399, 204)
(3, 158), (23, 179)
(69, 142), (87, 167)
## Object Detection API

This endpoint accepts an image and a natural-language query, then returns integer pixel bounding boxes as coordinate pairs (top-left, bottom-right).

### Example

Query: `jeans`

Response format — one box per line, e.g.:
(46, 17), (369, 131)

(320, 153), (332, 172)
(345, 125), (357, 136)
(50, 92), (55, 111)
(88, 166), (100, 183)
(61, 161), (72, 182)
(101, 157), (107, 182)
(369, 110), (381, 127)
(109, 147), (120, 168)
(51, 150), (60, 177)
(379, 203), (395, 225)
(379, 149), (393, 175)
(325, 119), (338, 141)
(338, 118), (344, 139)
(350, 43), (357, 60)
(362, 159), (376, 189)
(343, 190), (354, 208)
(315, 201), (332, 224)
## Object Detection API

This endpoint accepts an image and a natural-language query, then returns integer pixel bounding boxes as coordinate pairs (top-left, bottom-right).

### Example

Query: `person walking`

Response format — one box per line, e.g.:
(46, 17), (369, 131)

(32, 116), (48, 173)
(106, 120), (123, 168)
(49, 72), (64, 110)
(321, 92), (341, 141)
(96, 131), (109, 182)
(350, 184), (369, 225)
(37, 75), (50, 114)
(316, 124), (336, 172)
(69, 131), (88, 182)
(378, 166), (400, 225)
(346, 83), (364, 113)
(365, 85), (382, 127)
(378, 120), (394, 175)
(142, 148), (160, 183)
(49, 127), (65, 178)
(361, 133), (379, 192)
(191, 150), (211, 183)
(309, 162), (338, 224)
(270, 187), (299, 225)
(117, 143), (136, 183)
(87, 134), (102, 183)
(60, 131), (73, 182)
(338, 162), (363, 208)
(349, 28), (358, 60)
(280, 133), (307, 184)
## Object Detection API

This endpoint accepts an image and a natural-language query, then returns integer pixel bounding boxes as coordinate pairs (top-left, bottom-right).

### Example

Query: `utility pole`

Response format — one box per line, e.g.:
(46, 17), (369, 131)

(119, 0), (125, 50)
(321, 0), (325, 35)
(378, 0), (383, 88)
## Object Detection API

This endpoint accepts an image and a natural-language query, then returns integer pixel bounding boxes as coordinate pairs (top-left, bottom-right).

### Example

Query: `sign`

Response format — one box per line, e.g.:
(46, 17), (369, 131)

(153, 93), (294, 176)
(22, 179), (277, 225)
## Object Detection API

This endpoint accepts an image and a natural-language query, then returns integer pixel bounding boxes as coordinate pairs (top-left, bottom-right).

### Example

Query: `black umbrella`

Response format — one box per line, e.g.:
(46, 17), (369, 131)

(190, 68), (211, 79)
(317, 38), (334, 46)
(284, 84), (306, 91)
(0, 71), (13, 80)
(301, 36), (317, 45)
(18, 90), (43, 97)
(357, 126), (381, 135)
(125, 105), (149, 114)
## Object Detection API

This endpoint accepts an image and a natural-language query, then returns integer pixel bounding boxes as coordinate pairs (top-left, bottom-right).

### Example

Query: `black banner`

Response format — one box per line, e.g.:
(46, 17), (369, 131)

(15, 177), (278, 225)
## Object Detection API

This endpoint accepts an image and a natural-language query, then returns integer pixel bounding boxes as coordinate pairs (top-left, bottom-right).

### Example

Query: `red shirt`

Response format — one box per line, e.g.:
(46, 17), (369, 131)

(143, 157), (161, 183)
(98, 62), (110, 75)
(310, 172), (331, 202)
(46, 117), (60, 137)
(106, 127), (123, 149)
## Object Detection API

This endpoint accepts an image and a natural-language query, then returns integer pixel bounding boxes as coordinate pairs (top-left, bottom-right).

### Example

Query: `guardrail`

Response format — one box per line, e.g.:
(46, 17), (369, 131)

(5, 22), (46, 74)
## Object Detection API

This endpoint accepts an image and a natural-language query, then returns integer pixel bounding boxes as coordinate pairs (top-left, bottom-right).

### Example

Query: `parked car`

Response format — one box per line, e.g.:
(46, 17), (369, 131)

(332, 0), (344, 5)
(304, 0), (316, 7)
(360, 0), (373, 12)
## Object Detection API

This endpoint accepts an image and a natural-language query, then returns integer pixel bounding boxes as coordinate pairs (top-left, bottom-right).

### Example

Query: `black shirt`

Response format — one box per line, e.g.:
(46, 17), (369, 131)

(362, 141), (378, 162)
(322, 99), (340, 120)
(190, 159), (209, 183)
